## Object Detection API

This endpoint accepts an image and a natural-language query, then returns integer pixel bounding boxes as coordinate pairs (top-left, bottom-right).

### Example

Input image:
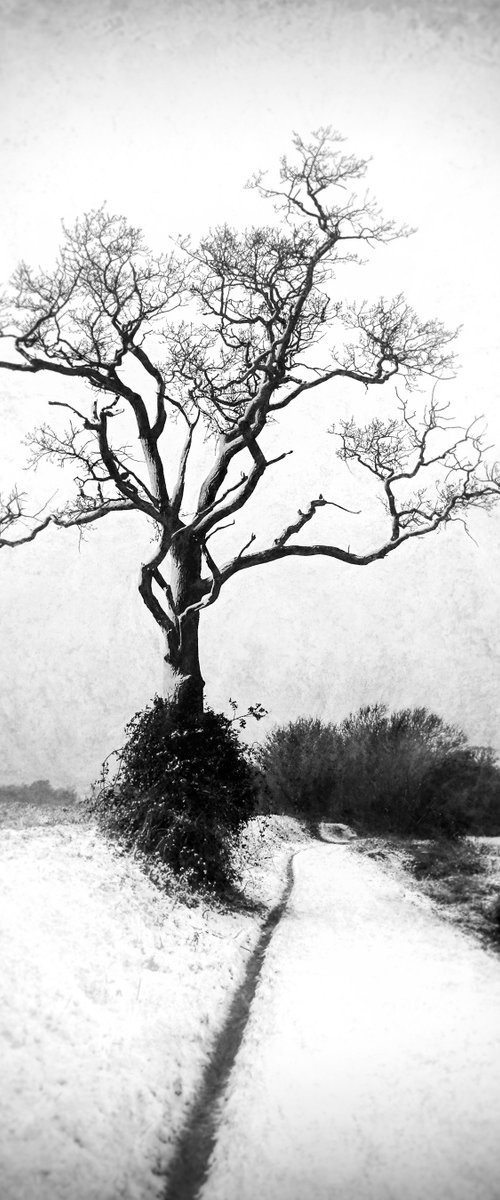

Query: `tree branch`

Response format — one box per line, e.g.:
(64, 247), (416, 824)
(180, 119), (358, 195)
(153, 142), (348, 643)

(171, 411), (200, 519)
(0, 493), (136, 548)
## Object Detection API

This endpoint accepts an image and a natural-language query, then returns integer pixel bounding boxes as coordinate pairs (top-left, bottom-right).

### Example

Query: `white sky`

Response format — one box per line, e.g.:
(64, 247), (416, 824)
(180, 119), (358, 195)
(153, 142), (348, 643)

(1, 0), (500, 789)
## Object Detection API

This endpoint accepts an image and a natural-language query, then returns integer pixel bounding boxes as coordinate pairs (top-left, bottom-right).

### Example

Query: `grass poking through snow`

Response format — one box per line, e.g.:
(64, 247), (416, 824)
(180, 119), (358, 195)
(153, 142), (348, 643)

(355, 835), (500, 951)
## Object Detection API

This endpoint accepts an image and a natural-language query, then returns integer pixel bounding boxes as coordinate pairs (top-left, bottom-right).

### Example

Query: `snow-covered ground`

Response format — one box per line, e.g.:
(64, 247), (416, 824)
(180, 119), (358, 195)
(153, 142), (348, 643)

(2, 810), (500, 1200)
(354, 835), (500, 949)
(199, 842), (500, 1200)
(0, 806), (305, 1200)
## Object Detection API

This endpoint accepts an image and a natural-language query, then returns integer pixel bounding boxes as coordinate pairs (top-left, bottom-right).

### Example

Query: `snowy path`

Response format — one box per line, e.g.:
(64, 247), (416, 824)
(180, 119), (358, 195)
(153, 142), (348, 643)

(198, 843), (500, 1200)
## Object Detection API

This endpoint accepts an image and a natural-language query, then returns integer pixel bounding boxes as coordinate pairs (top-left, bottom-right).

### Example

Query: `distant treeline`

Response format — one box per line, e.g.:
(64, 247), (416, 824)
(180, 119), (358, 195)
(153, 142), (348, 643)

(0, 780), (78, 806)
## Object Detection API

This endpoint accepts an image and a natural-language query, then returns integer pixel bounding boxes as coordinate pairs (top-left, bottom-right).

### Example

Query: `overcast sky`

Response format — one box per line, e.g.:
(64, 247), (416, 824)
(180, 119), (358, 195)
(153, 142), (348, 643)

(1, 0), (499, 790)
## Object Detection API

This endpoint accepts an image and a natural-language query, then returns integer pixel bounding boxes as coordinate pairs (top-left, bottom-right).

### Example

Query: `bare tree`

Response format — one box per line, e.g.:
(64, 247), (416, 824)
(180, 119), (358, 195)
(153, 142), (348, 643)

(0, 129), (498, 718)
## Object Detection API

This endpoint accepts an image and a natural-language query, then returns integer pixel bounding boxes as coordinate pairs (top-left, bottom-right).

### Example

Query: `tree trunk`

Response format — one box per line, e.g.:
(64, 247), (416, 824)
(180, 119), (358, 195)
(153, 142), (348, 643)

(164, 609), (205, 720)
(163, 534), (206, 721)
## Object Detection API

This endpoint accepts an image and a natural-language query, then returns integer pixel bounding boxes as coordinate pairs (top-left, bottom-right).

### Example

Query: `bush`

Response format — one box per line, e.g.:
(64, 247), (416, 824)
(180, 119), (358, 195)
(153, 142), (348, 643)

(255, 717), (339, 825)
(333, 704), (469, 836)
(257, 704), (500, 837)
(88, 697), (258, 891)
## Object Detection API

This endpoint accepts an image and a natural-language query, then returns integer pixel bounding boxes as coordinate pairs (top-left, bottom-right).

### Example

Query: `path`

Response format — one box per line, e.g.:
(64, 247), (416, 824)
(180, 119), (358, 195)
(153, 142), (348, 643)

(195, 843), (500, 1200)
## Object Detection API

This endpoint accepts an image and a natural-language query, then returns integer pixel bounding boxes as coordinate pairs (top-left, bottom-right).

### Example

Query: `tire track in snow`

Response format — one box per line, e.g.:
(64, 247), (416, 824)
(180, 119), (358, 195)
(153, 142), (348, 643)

(162, 847), (304, 1200)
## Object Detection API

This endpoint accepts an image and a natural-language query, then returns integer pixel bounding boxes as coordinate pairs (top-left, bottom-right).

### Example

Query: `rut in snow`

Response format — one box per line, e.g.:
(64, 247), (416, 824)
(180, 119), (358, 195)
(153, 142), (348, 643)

(162, 847), (303, 1200)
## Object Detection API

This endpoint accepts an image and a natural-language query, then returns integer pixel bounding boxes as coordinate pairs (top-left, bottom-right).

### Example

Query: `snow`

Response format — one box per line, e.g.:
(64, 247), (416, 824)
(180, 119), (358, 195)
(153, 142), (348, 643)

(0, 811), (302, 1200)
(2, 813), (500, 1200)
(199, 843), (500, 1200)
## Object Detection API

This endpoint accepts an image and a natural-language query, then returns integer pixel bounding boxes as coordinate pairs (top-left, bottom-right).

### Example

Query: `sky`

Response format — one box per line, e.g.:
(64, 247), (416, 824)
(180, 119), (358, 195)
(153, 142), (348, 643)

(1, 0), (500, 790)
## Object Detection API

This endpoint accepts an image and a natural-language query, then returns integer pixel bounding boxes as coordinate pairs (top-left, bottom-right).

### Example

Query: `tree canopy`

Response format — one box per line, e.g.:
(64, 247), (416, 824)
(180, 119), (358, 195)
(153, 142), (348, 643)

(0, 128), (498, 712)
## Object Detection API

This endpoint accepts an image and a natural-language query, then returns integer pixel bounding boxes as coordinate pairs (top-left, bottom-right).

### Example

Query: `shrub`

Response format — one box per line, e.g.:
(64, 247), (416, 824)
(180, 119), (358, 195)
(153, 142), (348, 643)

(257, 704), (500, 837)
(333, 704), (469, 835)
(88, 697), (258, 891)
(255, 717), (339, 825)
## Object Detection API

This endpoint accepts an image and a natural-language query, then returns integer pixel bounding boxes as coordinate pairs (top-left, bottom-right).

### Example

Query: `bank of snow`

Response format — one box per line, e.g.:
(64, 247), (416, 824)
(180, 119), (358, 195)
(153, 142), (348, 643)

(0, 808), (307, 1200)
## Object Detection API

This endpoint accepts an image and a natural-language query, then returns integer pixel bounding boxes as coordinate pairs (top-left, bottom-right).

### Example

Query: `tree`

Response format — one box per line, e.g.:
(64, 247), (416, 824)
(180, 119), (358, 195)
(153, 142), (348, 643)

(0, 129), (498, 719)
